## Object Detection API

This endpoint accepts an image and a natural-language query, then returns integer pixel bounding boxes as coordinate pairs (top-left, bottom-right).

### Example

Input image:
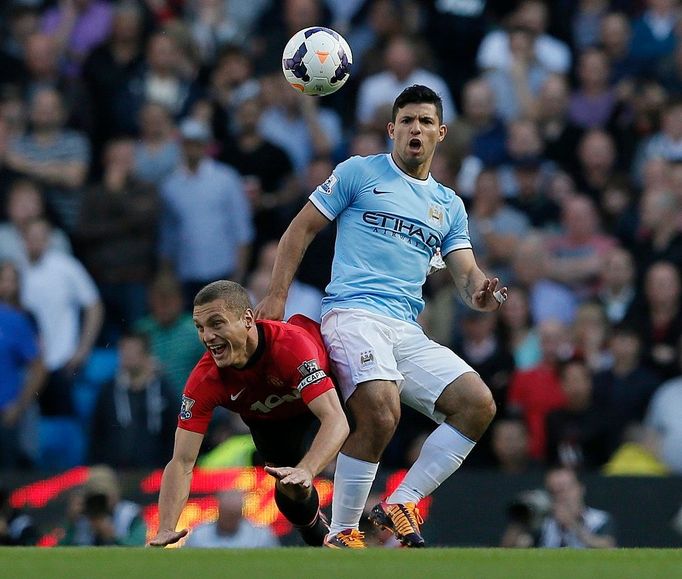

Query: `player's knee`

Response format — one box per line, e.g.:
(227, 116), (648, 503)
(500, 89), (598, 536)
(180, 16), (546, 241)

(353, 401), (400, 441)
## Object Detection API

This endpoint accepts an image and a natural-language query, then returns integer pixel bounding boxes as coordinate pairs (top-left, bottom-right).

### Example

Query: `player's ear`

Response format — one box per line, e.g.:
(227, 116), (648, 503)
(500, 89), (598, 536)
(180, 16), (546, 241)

(387, 122), (395, 140)
(244, 308), (255, 328)
(439, 124), (447, 142)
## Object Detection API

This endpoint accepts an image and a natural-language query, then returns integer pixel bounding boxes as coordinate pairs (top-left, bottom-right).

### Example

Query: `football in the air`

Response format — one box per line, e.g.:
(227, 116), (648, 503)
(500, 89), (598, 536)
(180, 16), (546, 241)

(282, 27), (353, 96)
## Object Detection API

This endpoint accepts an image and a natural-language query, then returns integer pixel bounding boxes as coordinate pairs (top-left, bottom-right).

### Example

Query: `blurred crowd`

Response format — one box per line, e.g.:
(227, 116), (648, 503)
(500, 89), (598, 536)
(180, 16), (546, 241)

(0, 0), (682, 488)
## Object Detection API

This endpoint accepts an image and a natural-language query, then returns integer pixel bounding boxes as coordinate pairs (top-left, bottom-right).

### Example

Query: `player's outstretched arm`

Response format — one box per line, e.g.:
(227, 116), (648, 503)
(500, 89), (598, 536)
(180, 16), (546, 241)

(265, 390), (349, 488)
(445, 249), (508, 312)
(254, 202), (330, 320)
(149, 428), (204, 547)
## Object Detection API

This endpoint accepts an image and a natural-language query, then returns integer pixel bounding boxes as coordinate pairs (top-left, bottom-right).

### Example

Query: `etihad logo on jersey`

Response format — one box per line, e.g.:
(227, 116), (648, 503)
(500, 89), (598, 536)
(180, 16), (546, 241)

(362, 211), (440, 250)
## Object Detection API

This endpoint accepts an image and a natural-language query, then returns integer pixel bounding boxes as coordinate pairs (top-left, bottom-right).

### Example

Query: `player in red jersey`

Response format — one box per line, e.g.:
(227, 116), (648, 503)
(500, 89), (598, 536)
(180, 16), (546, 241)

(149, 281), (349, 547)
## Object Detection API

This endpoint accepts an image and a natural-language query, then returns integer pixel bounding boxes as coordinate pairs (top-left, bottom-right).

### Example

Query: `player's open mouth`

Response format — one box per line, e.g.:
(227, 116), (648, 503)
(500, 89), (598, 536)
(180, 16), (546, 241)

(408, 138), (422, 152)
(208, 344), (227, 357)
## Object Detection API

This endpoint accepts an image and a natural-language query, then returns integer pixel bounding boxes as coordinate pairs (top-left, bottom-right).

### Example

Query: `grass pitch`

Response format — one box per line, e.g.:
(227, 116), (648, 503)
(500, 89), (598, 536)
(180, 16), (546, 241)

(2, 547), (680, 579)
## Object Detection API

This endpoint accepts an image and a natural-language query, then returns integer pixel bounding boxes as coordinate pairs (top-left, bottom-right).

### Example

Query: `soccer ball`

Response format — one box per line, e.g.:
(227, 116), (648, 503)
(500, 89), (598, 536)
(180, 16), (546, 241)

(282, 27), (353, 96)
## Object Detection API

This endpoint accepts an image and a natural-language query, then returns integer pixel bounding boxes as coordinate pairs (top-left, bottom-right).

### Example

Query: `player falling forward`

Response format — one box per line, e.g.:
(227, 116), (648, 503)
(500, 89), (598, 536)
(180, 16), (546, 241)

(256, 85), (507, 548)
(149, 281), (349, 547)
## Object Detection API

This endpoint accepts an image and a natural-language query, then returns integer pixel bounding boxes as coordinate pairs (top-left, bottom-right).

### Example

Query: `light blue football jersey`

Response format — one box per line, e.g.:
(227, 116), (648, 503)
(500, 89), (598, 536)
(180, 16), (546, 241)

(309, 153), (472, 323)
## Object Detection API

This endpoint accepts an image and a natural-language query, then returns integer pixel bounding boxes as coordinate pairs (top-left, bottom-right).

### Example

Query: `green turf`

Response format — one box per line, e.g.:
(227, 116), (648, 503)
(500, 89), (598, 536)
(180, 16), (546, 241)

(1, 547), (680, 579)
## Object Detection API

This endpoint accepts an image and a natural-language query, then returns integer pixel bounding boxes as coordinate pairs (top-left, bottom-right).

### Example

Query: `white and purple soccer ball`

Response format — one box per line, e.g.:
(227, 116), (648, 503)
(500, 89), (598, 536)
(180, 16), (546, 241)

(282, 27), (353, 96)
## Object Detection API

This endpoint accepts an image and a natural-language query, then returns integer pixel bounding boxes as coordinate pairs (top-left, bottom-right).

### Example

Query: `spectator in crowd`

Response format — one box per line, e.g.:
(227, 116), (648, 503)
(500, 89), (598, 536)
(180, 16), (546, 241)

(205, 45), (261, 143)
(159, 118), (254, 305)
(422, 0), (487, 98)
(498, 119), (554, 202)
(630, 0), (679, 70)
(534, 74), (584, 172)
(545, 358), (612, 468)
(6, 87), (90, 232)
(644, 336), (682, 474)
(19, 217), (103, 419)
(82, 0), (145, 153)
(625, 261), (682, 379)
(634, 100), (682, 183)
(596, 247), (637, 324)
(511, 235), (577, 326)
(247, 241), (323, 323)
(132, 101), (181, 187)
(0, 5), (39, 88)
(568, 48), (617, 130)
(602, 423), (670, 476)
(187, 0), (245, 65)
(219, 94), (295, 254)
(477, 0), (571, 75)
(448, 77), (507, 168)
(632, 188), (682, 276)
(454, 309), (515, 420)
(593, 324), (662, 456)
(258, 73), (342, 174)
(76, 137), (159, 340)
(184, 490), (279, 548)
(571, 0), (609, 53)
(484, 26), (550, 123)
(0, 261), (46, 469)
(134, 273), (205, 397)
(571, 302), (612, 373)
(356, 34), (456, 128)
(467, 168), (530, 281)
(497, 287), (541, 371)
(40, 0), (114, 78)
(490, 415), (538, 475)
(507, 319), (570, 461)
(60, 465), (146, 546)
(0, 178), (71, 266)
(89, 332), (176, 468)
(538, 466), (616, 548)
(546, 195), (618, 301)
(0, 487), (38, 545)
(571, 129), (619, 203)
(114, 31), (201, 134)
(600, 12), (639, 84)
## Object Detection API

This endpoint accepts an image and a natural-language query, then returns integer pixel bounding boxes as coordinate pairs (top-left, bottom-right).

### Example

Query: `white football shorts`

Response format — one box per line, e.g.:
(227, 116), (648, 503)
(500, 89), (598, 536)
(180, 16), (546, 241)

(320, 308), (476, 423)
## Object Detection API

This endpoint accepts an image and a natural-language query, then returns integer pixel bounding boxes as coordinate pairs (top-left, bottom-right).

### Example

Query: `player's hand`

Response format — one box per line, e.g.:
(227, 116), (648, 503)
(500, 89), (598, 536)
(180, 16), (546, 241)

(265, 465), (313, 489)
(254, 294), (286, 321)
(148, 528), (189, 547)
(472, 277), (508, 312)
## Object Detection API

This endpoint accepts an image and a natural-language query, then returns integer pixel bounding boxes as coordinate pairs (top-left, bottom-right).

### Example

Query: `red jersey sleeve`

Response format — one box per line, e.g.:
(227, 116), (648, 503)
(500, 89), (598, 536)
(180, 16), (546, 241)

(282, 316), (335, 405)
(177, 354), (220, 435)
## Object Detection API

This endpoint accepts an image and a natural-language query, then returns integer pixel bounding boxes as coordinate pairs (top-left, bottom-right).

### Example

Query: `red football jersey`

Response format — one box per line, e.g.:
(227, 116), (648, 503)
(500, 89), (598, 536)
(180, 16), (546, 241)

(178, 315), (335, 434)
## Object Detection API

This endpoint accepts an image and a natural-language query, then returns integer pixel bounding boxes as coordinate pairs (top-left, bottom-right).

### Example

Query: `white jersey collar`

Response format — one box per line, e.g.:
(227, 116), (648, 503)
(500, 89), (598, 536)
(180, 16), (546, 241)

(387, 153), (433, 186)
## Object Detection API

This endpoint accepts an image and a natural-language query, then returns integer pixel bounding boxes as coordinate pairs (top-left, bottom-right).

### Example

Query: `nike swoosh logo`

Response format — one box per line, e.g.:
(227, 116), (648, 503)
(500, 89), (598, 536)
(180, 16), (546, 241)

(230, 388), (246, 401)
(373, 187), (392, 195)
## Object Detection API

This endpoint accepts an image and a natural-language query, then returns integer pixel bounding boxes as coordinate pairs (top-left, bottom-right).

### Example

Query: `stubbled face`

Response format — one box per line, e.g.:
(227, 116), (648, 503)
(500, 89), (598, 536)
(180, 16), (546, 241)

(388, 103), (446, 176)
(193, 299), (252, 368)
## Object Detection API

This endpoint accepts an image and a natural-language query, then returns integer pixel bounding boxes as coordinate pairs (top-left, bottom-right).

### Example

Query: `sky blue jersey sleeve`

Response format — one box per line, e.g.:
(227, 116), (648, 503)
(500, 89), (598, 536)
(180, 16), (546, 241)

(441, 194), (472, 256)
(309, 156), (365, 221)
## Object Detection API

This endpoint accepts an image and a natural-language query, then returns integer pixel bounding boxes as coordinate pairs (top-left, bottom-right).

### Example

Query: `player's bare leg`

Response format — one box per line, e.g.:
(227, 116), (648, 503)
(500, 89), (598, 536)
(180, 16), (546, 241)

(325, 380), (401, 548)
(370, 372), (496, 547)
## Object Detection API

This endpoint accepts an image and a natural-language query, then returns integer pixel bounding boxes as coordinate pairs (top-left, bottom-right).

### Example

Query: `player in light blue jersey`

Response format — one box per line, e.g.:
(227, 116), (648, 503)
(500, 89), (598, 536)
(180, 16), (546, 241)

(256, 85), (508, 549)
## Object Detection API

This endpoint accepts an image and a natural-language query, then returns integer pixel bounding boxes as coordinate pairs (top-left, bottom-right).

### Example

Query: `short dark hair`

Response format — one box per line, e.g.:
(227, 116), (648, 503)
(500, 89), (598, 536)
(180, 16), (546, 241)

(193, 280), (252, 314)
(392, 85), (443, 124)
